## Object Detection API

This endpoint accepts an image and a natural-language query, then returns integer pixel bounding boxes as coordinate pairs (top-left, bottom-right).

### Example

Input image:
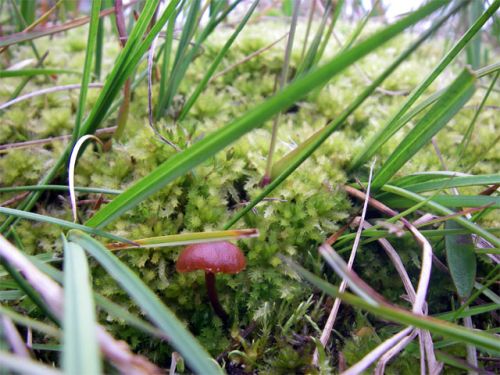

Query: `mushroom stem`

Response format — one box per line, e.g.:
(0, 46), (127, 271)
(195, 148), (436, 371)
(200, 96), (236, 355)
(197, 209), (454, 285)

(204, 271), (229, 325)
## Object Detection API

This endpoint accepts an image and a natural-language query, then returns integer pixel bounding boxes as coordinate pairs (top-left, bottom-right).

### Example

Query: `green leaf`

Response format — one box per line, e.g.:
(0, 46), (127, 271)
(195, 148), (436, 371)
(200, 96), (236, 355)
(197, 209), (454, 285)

(67, 230), (223, 375)
(283, 257), (500, 353)
(381, 185), (500, 248)
(62, 238), (101, 375)
(86, 0), (447, 229)
(371, 68), (476, 190)
(445, 221), (476, 300)
(0, 206), (132, 244)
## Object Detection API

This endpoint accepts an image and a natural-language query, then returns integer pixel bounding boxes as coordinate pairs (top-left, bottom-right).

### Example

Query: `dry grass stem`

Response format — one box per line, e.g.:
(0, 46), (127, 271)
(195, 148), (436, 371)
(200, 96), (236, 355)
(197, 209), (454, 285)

(0, 234), (161, 374)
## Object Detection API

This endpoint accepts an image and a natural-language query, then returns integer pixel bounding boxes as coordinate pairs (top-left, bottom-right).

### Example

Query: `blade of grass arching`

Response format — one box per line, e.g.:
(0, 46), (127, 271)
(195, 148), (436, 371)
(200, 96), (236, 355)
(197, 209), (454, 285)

(67, 230), (224, 375)
(178, 0), (259, 121)
(476, 61), (500, 77)
(87, 0), (449, 229)
(227, 4), (459, 226)
(0, 305), (59, 338)
(72, 0), (102, 139)
(0, 207), (133, 244)
(458, 71), (499, 159)
(397, 174), (500, 193)
(283, 257), (500, 353)
(0, 0), (180, 235)
(0, 351), (62, 375)
(0, 68), (82, 78)
(380, 195), (499, 209)
(381, 185), (500, 247)
(106, 228), (259, 250)
(272, 7), (460, 180)
(62, 238), (101, 375)
(349, 0), (500, 171)
(371, 68), (476, 190)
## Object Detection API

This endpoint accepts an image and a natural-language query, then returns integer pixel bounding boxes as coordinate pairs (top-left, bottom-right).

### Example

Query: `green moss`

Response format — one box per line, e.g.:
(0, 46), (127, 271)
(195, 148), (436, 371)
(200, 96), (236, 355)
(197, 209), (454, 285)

(0, 19), (498, 373)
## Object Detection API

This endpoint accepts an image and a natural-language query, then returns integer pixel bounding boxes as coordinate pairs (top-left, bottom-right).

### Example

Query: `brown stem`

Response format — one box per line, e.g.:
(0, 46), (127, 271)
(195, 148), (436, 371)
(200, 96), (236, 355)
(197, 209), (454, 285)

(204, 271), (229, 326)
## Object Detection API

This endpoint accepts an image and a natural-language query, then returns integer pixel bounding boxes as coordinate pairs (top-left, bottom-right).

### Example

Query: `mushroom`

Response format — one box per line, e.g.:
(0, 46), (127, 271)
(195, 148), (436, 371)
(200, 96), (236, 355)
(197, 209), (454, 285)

(176, 241), (246, 325)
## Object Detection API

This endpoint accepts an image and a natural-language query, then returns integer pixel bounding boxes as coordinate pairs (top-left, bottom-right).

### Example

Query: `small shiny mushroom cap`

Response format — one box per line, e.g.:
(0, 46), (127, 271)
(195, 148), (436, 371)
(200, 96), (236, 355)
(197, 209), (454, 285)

(176, 241), (246, 274)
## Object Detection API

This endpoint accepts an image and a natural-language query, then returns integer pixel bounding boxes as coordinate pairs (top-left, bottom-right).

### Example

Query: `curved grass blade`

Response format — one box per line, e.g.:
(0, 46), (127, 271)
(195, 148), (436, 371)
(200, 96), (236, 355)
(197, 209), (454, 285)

(86, 0), (448, 229)
(283, 257), (500, 353)
(62, 238), (101, 375)
(226, 2), (460, 228)
(379, 195), (499, 209)
(106, 228), (259, 250)
(67, 230), (224, 375)
(0, 207), (133, 244)
(397, 174), (500, 193)
(381, 185), (500, 247)
(0, 185), (121, 195)
(349, 0), (500, 171)
(371, 68), (476, 190)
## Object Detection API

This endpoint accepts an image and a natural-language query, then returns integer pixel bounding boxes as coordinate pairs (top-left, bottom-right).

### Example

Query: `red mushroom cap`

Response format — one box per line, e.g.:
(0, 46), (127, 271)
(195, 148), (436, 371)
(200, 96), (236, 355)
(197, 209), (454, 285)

(176, 241), (246, 274)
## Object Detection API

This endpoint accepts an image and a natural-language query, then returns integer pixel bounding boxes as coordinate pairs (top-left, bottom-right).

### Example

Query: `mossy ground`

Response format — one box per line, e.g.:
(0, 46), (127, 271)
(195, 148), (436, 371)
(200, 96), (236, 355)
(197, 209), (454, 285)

(0, 20), (498, 373)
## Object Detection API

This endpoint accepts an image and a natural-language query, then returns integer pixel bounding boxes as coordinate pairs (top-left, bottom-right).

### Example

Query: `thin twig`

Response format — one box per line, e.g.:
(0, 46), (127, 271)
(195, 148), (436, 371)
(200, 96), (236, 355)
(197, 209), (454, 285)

(0, 126), (116, 152)
(0, 83), (104, 111)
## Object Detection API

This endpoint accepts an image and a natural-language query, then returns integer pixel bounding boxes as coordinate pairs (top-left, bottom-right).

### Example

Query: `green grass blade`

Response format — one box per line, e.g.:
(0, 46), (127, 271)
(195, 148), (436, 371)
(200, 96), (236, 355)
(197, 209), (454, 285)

(0, 207), (132, 244)
(371, 68), (476, 190)
(283, 257), (500, 353)
(458, 71), (499, 158)
(178, 0), (259, 121)
(72, 0), (102, 138)
(227, 3), (460, 227)
(0, 68), (82, 78)
(379, 195), (499, 209)
(381, 185), (500, 247)
(86, 0), (447, 229)
(62, 238), (101, 375)
(67, 230), (223, 375)
(0, 185), (121, 195)
(445, 221), (476, 300)
(349, 0), (500, 171)
(396, 174), (500, 193)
